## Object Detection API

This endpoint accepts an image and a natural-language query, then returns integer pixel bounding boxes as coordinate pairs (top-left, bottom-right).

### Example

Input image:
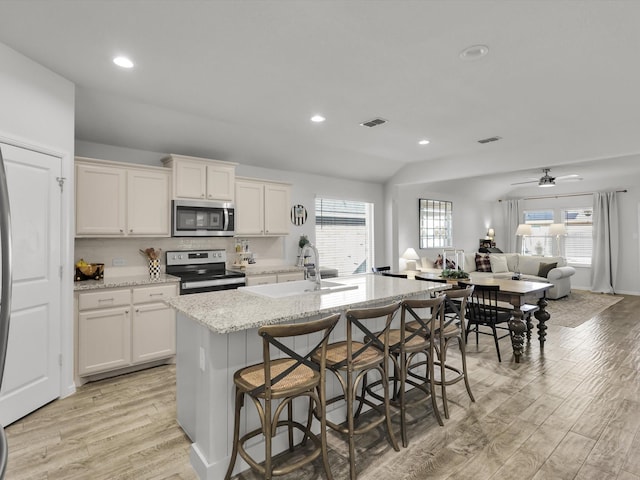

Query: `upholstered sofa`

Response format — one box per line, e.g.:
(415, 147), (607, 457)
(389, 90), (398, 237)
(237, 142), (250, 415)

(417, 252), (575, 300)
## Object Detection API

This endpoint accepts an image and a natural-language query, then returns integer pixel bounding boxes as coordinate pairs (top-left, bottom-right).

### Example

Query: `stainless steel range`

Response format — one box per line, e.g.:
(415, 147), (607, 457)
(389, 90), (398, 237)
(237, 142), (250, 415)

(166, 249), (245, 295)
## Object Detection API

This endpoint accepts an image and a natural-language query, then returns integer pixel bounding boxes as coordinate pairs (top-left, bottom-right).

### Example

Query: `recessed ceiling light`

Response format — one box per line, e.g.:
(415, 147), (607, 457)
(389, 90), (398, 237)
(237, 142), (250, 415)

(459, 44), (489, 61)
(418, 139), (430, 145)
(310, 115), (326, 123)
(113, 56), (134, 68)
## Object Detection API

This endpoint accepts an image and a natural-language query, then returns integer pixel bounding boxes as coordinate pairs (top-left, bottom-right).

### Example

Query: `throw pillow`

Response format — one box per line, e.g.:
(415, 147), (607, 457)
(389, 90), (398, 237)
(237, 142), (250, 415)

(489, 255), (509, 273)
(475, 253), (492, 272)
(537, 262), (558, 278)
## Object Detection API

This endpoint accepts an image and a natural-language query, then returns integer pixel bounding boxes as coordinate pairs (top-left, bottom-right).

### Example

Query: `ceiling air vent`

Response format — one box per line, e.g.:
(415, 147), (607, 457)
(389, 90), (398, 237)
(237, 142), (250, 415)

(477, 136), (502, 144)
(360, 118), (387, 128)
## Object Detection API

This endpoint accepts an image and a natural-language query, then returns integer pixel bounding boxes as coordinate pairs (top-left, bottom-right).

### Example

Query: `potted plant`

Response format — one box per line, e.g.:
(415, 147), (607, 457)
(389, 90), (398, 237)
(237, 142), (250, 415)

(297, 235), (310, 266)
(441, 268), (469, 280)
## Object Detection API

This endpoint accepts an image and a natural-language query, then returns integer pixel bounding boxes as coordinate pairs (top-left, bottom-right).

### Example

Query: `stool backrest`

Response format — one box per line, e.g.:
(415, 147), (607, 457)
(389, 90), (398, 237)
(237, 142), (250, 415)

(441, 285), (474, 331)
(401, 295), (445, 345)
(338, 302), (401, 368)
(256, 313), (340, 396)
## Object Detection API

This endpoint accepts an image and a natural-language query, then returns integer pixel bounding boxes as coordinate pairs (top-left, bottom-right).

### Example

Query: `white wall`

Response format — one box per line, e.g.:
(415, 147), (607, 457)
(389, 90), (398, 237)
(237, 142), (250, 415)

(390, 182), (494, 271)
(0, 42), (75, 396)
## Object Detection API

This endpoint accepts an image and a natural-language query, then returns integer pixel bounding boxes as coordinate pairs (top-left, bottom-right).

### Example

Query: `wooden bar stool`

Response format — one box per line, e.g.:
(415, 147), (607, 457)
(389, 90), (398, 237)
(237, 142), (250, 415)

(224, 313), (340, 480)
(388, 296), (446, 446)
(433, 287), (475, 418)
(313, 302), (401, 480)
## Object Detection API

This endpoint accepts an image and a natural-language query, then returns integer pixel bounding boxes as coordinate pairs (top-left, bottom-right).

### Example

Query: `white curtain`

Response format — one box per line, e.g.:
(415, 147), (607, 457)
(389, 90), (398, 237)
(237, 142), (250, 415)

(502, 199), (521, 253)
(590, 191), (619, 293)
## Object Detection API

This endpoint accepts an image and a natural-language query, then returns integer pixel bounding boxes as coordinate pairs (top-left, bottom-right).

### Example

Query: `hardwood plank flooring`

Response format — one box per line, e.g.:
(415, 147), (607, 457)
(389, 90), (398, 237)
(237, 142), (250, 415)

(5, 293), (640, 479)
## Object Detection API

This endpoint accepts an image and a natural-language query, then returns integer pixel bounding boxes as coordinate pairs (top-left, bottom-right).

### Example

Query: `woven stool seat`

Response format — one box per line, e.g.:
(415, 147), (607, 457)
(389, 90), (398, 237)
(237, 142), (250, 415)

(235, 358), (318, 398)
(321, 341), (383, 370)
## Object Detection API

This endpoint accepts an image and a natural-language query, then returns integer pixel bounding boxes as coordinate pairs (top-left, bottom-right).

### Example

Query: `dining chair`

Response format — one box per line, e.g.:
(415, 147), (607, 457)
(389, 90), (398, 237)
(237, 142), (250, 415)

(314, 302), (401, 480)
(225, 313), (340, 480)
(372, 266), (391, 274)
(460, 282), (513, 362)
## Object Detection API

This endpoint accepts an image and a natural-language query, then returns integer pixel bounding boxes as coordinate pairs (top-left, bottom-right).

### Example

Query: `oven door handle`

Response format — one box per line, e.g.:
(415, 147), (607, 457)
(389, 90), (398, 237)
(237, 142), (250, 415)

(182, 277), (245, 290)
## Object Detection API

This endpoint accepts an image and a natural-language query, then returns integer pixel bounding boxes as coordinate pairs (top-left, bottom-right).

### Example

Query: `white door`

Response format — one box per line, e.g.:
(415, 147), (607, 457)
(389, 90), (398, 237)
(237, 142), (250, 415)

(0, 143), (62, 426)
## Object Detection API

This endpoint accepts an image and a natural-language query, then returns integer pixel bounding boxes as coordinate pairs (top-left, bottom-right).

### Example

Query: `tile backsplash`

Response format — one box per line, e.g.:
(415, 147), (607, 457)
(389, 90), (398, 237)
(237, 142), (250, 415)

(75, 236), (287, 278)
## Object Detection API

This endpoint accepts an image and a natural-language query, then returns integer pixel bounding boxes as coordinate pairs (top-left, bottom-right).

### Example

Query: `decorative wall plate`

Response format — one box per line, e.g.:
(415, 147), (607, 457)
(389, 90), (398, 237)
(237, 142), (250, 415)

(291, 204), (307, 226)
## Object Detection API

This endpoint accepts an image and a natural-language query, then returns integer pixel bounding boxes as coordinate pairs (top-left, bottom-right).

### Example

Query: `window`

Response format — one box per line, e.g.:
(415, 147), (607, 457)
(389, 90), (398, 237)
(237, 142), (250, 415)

(522, 208), (593, 265)
(315, 198), (374, 276)
(523, 210), (553, 255)
(419, 199), (452, 249)
(563, 208), (592, 266)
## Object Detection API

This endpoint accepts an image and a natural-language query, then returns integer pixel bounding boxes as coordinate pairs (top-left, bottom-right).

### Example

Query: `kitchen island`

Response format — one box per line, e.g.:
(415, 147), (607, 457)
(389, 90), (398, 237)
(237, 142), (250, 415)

(165, 274), (448, 479)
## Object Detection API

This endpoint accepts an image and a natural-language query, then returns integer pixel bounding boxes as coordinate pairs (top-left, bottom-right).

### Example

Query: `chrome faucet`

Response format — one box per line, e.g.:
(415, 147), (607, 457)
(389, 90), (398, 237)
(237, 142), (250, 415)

(301, 243), (322, 291)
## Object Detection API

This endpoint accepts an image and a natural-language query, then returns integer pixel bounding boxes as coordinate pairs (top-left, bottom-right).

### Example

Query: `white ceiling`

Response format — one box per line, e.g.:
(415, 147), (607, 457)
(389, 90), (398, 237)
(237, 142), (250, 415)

(1, 1), (640, 191)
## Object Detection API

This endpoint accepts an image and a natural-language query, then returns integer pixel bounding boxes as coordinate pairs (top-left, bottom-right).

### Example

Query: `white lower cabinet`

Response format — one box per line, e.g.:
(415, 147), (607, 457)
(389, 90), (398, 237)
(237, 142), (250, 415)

(78, 306), (131, 375)
(132, 302), (176, 363)
(76, 283), (178, 379)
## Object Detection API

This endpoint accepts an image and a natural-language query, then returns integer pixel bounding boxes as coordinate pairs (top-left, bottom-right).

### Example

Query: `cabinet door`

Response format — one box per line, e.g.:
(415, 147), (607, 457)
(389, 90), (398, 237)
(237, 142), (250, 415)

(132, 302), (176, 364)
(245, 274), (278, 286)
(174, 160), (207, 199)
(78, 306), (131, 375)
(127, 169), (171, 236)
(264, 183), (291, 235)
(277, 271), (304, 283)
(235, 180), (265, 235)
(206, 164), (235, 201)
(76, 163), (126, 235)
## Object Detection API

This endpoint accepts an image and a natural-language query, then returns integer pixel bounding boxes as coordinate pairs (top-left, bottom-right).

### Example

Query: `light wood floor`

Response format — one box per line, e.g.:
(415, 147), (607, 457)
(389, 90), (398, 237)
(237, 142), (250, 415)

(5, 294), (640, 480)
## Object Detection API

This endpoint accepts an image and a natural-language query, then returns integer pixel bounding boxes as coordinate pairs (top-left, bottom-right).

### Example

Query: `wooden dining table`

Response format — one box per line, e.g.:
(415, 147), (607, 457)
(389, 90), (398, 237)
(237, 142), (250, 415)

(415, 273), (552, 363)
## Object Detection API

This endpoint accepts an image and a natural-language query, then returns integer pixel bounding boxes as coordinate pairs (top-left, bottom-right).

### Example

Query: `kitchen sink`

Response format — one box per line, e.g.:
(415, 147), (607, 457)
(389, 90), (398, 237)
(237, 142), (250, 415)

(239, 280), (358, 298)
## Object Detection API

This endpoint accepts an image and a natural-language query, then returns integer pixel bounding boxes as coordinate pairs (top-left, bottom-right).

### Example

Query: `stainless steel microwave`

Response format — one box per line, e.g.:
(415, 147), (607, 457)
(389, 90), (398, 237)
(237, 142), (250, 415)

(172, 200), (235, 237)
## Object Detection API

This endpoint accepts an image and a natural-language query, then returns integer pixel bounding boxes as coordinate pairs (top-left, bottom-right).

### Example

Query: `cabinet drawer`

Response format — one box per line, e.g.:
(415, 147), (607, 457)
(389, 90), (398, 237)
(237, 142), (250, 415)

(78, 289), (131, 311)
(132, 284), (178, 304)
(277, 271), (304, 283)
(245, 274), (278, 286)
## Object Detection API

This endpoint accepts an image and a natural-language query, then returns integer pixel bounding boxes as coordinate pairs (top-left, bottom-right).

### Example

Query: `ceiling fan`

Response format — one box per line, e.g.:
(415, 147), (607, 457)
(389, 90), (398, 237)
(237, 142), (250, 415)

(511, 168), (582, 188)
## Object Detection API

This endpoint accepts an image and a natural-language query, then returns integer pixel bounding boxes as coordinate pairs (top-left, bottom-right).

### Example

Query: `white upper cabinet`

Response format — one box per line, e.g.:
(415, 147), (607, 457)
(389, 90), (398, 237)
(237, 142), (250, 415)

(76, 162), (127, 236)
(75, 157), (171, 237)
(235, 177), (291, 236)
(127, 168), (171, 235)
(163, 154), (236, 201)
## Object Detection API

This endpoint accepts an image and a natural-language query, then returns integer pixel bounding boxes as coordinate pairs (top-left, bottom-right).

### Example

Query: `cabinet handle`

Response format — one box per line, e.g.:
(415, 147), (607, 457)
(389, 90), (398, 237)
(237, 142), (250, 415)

(120, 229), (124, 233)
(201, 194), (205, 197)
(149, 293), (164, 297)
(135, 308), (140, 313)
(129, 229), (133, 233)
(125, 309), (129, 314)
(98, 298), (114, 302)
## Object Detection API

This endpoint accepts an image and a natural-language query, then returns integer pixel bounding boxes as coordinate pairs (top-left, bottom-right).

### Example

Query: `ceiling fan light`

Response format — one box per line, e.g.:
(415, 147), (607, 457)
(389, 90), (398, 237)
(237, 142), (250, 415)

(538, 178), (555, 187)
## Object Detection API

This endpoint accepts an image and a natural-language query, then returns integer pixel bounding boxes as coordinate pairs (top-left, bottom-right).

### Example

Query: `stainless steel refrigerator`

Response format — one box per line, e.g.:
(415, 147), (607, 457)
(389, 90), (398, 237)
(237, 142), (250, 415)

(0, 146), (13, 478)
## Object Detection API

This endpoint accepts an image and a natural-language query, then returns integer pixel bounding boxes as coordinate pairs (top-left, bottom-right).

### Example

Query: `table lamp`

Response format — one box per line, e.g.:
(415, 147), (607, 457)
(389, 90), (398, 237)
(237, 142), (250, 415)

(401, 247), (420, 271)
(515, 224), (532, 255)
(549, 223), (567, 255)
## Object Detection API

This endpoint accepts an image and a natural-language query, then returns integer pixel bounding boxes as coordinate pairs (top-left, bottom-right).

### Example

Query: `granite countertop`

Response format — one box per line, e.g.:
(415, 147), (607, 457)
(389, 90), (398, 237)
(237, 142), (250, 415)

(166, 274), (449, 335)
(74, 273), (180, 291)
(229, 264), (305, 275)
